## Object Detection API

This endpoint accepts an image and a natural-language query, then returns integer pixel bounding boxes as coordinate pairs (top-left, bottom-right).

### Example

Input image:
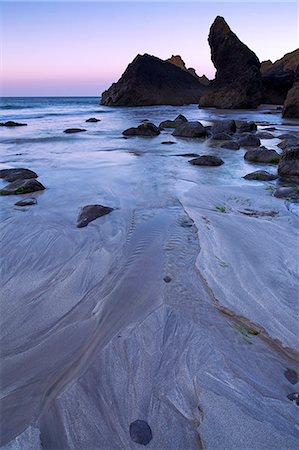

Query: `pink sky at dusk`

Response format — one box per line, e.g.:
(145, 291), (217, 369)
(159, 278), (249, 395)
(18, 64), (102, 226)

(1, 1), (298, 96)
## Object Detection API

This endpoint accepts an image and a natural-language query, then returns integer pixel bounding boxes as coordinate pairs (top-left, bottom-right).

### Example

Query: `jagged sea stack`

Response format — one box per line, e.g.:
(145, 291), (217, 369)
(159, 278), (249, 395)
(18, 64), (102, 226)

(100, 54), (205, 106)
(199, 16), (262, 109)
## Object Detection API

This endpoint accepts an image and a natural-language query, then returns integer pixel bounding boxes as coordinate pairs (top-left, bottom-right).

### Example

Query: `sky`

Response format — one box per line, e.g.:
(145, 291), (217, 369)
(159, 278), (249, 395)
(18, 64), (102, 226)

(1, 1), (298, 96)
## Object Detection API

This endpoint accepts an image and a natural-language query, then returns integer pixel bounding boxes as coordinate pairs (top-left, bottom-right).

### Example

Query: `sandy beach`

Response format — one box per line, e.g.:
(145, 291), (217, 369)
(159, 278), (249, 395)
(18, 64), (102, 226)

(0, 98), (299, 449)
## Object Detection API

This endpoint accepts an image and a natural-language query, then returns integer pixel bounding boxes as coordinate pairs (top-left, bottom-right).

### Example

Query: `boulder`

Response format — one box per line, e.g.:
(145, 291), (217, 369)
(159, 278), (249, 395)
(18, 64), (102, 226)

(278, 146), (299, 179)
(0, 179), (45, 195)
(123, 122), (160, 137)
(189, 155), (224, 166)
(77, 204), (113, 228)
(244, 148), (280, 163)
(101, 54), (205, 106)
(129, 420), (152, 446)
(256, 131), (274, 139)
(63, 128), (86, 134)
(278, 138), (298, 150)
(261, 49), (299, 104)
(172, 122), (206, 138)
(210, 120), (236, 135)
(238, 134), (261, 147)
(85, 118), (101, 123)
(0, 121), (27, 127)
(235, 120), (257, 132)
(199, 17), (262, 109)
(159, 114), (187, 129)
(243, 170), (278, 181)
(220, 141), (240, 150)
(282, 66), (299, 118)
(0, 168), (38, 182)
(211, 132), (232, 141)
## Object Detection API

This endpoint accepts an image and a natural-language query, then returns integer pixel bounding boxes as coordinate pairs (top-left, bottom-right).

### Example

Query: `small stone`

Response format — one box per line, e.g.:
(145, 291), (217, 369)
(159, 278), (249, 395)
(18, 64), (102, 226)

(63, 128), (86, 133)
(15, 198), (37, 206)
(163, 276), (172, 283)
(161, 141), (177, 145)
(284, 368), (299, 385)
(189, 155), (224, 166)
(86, 118), (101, 123)
(129, 420), (152, 446)
(287, 392), (299, 404)
(0, 121), (27, 127)
(274, 187), (299, 199)
(176, 153), (199, 157)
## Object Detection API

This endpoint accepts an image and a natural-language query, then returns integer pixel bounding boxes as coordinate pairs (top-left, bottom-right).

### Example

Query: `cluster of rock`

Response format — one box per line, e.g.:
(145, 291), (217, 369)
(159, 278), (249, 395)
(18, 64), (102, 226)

(122, 116), (299, 196)
(0, 168), (114, 227)
(0, 168), (45, 196)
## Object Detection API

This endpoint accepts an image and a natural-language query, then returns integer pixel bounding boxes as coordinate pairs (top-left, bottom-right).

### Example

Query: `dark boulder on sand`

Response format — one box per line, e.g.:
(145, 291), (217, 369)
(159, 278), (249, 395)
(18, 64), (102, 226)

(244, 148), (280, 163)
(100, 54), (205, 106)
(0, 121), (27, 127)
(199, 17), (262, 109)
(64, 128), (87, 134)
(278, 146), (299, 179)
(189, 155), (224, 166)
(172, 122), (206, 138)
(0, 179), (45, 196)
(77, 204), (113, 228)
(129, 420), (152, 446)
(0, 168), (38, 182)
(123, 122), (160, 137)
(159, 114), (187, 129)
(243, 170), (278, 181)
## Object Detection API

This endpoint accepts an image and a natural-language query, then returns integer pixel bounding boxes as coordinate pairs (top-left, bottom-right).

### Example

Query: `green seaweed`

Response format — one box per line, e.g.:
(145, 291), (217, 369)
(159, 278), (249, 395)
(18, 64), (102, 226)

(233, 323), (260, 344)
(215, 205), (227, 213)
(216, 256), (229, 268)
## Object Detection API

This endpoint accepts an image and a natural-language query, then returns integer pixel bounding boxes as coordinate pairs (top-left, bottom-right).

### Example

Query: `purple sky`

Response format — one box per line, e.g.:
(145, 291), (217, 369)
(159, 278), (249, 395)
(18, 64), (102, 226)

(1, 1), (298, 96)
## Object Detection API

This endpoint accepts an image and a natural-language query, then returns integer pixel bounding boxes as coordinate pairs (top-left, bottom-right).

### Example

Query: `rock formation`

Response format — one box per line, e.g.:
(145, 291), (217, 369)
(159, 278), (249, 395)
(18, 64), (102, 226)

(282, 65), (299, 118)
(100, 54), (205, 106)
(261, 49), (299, 104)
(199, 16), (262, 109)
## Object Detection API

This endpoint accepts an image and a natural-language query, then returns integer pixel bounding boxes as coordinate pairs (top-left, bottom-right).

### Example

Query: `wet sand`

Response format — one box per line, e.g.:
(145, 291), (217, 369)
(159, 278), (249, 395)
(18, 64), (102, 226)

(1, 100), (299, 448)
